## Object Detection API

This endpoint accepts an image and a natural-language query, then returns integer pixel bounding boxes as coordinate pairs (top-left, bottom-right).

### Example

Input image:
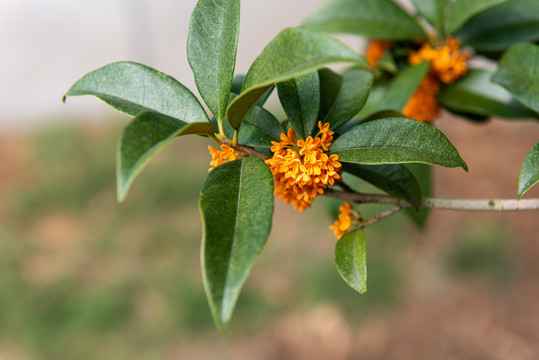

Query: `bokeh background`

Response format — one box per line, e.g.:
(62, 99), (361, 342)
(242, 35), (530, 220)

(1, 1), (539, 359)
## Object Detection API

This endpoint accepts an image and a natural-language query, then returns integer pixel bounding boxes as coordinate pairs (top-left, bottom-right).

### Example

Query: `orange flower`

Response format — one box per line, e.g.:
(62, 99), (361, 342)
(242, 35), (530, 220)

(403, 74), (441, 123)
(329, 201), (354, 239)
(266, 122), (341, 212)
(208, 144), (238, 172)
(365, 40), (393, 68)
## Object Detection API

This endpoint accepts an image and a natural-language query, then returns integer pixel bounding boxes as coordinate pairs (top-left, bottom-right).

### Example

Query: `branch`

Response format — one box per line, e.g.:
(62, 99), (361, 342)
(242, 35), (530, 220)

(324, 188), (539, 211)
(234, 145), (269, 160)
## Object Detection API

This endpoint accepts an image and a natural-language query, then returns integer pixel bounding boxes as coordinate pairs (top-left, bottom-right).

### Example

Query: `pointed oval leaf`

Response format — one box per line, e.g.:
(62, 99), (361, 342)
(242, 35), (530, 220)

(446, 0), (507, 34)
(239, 105), (284, 148)
(277, 71), (320, 139)
(492, 43), (539, 113)
(303, 0), (426, 40)
(324, 67), (373, 130)
(404, 164), (431, 228)
(64, 62), (209, 123)
(518, 142), (539, 199)
(199, 157), (274, 330)
(335, 228), (367, 294)
(378, 62), (430, 112)
(343, 163), (421, 209)
(226, 27), (368, 130)
(412, 0), (448, 31)
(187, 0), (240, 123)
(439, 69), (538, 119)
(329, 117), (468, 170)
(117, 112), (214, 202)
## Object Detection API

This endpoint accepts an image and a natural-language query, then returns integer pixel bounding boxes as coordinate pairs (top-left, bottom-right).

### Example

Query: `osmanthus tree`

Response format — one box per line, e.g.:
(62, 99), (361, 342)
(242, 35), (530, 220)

(64, 0), (539, 330)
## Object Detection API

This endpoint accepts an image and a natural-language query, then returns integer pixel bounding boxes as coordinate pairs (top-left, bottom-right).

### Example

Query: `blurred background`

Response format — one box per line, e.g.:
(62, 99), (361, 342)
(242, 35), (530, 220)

(1, 1), (539, 359)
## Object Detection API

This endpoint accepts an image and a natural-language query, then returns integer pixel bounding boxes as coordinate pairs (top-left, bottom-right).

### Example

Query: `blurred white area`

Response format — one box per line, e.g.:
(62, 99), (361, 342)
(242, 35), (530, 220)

(1, 0), (365, 133)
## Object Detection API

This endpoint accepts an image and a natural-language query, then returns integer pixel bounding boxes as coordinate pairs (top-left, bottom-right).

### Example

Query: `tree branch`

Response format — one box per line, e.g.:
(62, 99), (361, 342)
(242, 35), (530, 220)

(324, 188), (539, 211)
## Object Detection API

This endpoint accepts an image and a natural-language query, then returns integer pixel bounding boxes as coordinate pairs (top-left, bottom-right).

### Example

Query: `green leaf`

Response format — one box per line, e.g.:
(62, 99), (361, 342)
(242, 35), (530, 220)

(199, 157), (274, 330)
(303, 0), (427, 40)
(378, 62), (430, 112)
(412, 0), (448, 31)
(518, 142), (539, 199)
(330, 117), (468, 170)
(492, 43), (539, 113)
(187, 0), (240, 123)
(446, 0), (507, 34)
(455, 0), (539, 52)
(226, 27), (368, 129)
(404, 164), (431, 228)
(276, 72), (320, 139)
(335, 228), (367, 294)
(439, 69), (538, 118)
(231, 75), (273, 106)
(239, 105), (284, 148)
(323, 67), (374, 130)
(319, 68), (344, 119)
(117, 112), (214, 202)
(343, 163), (422, 208)
(64, 62), (209, 123)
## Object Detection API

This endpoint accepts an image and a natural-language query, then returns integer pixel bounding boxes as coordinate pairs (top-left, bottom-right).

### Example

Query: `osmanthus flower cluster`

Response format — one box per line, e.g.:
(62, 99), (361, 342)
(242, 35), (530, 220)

(64, 0), (539, 331)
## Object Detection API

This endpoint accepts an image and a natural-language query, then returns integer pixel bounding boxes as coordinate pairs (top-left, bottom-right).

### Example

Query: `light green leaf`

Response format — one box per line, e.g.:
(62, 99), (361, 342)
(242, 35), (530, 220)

(446, 0), (507, 34)
(439, 69), (538, 119)
(226, 27), (368, 130)
(492, 43), (539, 113)
(199, 157), (274, 330)
(518, 142), (539, 199)
(64, 62), (209, 123)
(323, 67), (373, 130)
(343, 163), (421, 208)
(303, 0), (427, 40)
(330, 117), (468, 170)
(412, 0), (448, 31)
(277, 72), (320, 139)
(455, 0), (539, 52)
(117, 112), (214, 202)
(335, 228), (367, 294)
(378, 62), (430, 112)
(187, 0), (240, 123)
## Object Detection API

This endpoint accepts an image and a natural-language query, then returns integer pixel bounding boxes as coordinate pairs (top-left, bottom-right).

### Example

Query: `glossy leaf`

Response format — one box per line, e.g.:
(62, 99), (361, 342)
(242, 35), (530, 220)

(277, 72), (320, 139)
(330, 117), (468, 170)
(456, 0), (539, 52)
(199, 157), (274, 330)
(323, 67), (373, 130)
(439, 69), (537, 118)
(518, 142), (539, 199)
(303, 0), (426, 40)
(335, 228), (367, 294)
(492, 43), (539, 113)
(319, 68), (344, 120)
(64, 62), (209, 123)
(187, 0), (240, 123)
(343, 163), (421, 208)
(378, 62), (430, 112)
(412, 0), (447, 31)
(446, 0), (507, 34)
(239, 105), (284, 148)
(227, 27), (367, 130)
(117, 112), (214, 202)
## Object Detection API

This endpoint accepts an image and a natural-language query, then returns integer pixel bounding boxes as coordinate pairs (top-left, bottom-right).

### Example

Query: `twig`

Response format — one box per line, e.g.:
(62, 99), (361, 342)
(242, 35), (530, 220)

(234, 145), (269, 160)
(362, 206), (402, 227)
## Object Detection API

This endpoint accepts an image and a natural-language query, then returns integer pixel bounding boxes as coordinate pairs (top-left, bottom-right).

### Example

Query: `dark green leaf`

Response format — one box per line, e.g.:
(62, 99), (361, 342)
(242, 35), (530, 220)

(492, 43), (539, 113)
(335, 228), (367, 294)
(518, 142), (539, 199)
(343, 163), (421, 208)
(277, 72), (320, 139)
(439, 69), (538, 118)
(404, 164), (431, 228)
(303, 0), (427, 40)
(329, 117), (468, 170)
(446, 0), (507, 34)
(412, 0), (448, 31)
(231, 74), (273, 106)
(323, 67), (374, 130)
(456, 0), (539, 52)
(319, 68), (344, 120)
(117, 112), (214, 202)
(226, 27), (368, 129)
(378, 62), (430, 112)
(187, 0), (240, 123)
(199, 157), (274, 330)
(64, 62), (209, 123)
(239, 105), (284, 148)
